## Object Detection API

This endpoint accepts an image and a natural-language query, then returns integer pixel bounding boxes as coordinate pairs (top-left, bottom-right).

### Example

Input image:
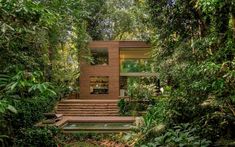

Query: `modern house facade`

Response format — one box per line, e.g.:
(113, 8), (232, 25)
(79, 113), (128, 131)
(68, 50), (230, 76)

(79, 41), (156, 99)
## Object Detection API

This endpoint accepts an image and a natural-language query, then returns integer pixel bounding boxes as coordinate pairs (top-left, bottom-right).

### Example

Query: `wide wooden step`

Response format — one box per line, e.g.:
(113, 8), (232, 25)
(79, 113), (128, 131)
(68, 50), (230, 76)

(57, 106), (118, 110)
(59, 99), (118, 104)
(55, 99), (120, 117)
(57, 108), (118, 111)
(56, 110), (118, 113)
(57, 109), (118, 113)
(58, 104), (117, 107)
(58, 103), (117, 105)
(61, 113), (119, 116)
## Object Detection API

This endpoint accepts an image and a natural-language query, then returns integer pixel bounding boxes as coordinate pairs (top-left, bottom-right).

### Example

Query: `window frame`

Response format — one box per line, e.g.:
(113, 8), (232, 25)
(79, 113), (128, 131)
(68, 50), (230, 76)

(89, 76), (109, 95)
(90, 48), (109, 66)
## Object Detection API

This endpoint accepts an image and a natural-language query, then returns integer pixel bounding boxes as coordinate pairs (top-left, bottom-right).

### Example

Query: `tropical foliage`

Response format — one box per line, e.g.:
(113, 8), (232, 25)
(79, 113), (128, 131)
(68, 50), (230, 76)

(1, 0), (235, 146)
(137, 0), (235, 145)
(0, 0), (94, 146)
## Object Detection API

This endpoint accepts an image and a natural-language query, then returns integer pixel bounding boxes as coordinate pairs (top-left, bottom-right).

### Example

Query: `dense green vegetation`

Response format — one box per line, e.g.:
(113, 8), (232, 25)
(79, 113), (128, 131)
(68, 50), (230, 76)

(145, 0), (235, 145)
(1, 0), (235, 146)
(0, 0), (91, 146)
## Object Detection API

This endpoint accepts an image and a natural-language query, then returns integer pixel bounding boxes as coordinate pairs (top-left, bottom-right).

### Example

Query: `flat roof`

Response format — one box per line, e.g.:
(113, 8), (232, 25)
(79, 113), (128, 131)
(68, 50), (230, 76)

(89, 41), (150, 48)
(120, 72), (158, 77)
(119, 41), (150, 48)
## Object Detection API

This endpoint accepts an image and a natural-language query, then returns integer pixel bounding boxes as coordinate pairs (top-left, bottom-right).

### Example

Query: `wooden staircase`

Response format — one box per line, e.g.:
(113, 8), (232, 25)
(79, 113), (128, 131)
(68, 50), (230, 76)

(55, 99), (120, 116)
(53, 99), (135, 132)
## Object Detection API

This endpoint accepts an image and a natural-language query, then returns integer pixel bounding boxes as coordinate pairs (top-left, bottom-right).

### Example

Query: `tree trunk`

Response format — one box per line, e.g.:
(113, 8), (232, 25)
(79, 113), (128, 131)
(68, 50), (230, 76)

(46, 28), (58, 82)
(47, 45), (53, 82)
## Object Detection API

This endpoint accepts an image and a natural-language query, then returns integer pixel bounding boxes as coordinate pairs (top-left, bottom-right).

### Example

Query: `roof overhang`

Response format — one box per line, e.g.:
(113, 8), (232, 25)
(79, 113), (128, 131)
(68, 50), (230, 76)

(120, 72), (158, 77)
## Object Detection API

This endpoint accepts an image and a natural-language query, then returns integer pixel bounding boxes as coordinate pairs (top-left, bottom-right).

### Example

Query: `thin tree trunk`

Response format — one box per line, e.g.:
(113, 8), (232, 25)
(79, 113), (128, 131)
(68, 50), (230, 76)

(47, 45), (53, 82)
(47, 28), (57, 82)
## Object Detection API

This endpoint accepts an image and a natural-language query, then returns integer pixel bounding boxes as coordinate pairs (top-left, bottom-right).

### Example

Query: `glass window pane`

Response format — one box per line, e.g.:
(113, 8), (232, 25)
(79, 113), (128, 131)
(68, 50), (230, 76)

(90, 48), (108, 65)
(120, 59), (153, 72)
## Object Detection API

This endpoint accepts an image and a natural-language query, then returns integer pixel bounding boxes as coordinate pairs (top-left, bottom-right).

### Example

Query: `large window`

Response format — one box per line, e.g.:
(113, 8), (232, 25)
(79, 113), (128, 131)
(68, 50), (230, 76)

(120, 59), (153, 73)
(90, 76), (109, 94)
(90, 48), (108, 65)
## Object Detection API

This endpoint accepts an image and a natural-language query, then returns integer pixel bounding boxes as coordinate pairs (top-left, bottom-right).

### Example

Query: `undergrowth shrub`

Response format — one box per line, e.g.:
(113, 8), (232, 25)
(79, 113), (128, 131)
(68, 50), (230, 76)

(118, 98), (127, 115)
(141, 98), (168, 133)
(7, 95), (58, 129)
(15, 126), (59, 147)
(0, 100), (17, 147)
(0, 71), (60, 146)
(141, 123), (211, 147)
(193, 106), (235, 142)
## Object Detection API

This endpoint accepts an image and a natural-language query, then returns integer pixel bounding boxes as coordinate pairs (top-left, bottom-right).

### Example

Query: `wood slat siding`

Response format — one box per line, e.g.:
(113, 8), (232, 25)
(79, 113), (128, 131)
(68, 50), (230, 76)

(119, 41), (150, 48)
(120, 72), (158, 77)
(80, 41), (120, 99)
(79, 41), (150, 99)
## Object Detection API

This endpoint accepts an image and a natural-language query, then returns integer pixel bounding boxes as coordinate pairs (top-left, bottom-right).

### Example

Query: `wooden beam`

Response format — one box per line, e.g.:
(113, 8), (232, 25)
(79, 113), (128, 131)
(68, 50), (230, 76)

(120, 72), (158, 77)
(119, 41), (150, 48)
(88, 41), (150, 48)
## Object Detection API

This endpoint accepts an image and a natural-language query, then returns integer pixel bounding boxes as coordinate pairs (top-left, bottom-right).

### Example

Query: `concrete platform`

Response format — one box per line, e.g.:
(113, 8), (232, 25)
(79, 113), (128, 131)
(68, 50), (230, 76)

(51, 99), (135, 132)
(55, 116), (135, 127)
